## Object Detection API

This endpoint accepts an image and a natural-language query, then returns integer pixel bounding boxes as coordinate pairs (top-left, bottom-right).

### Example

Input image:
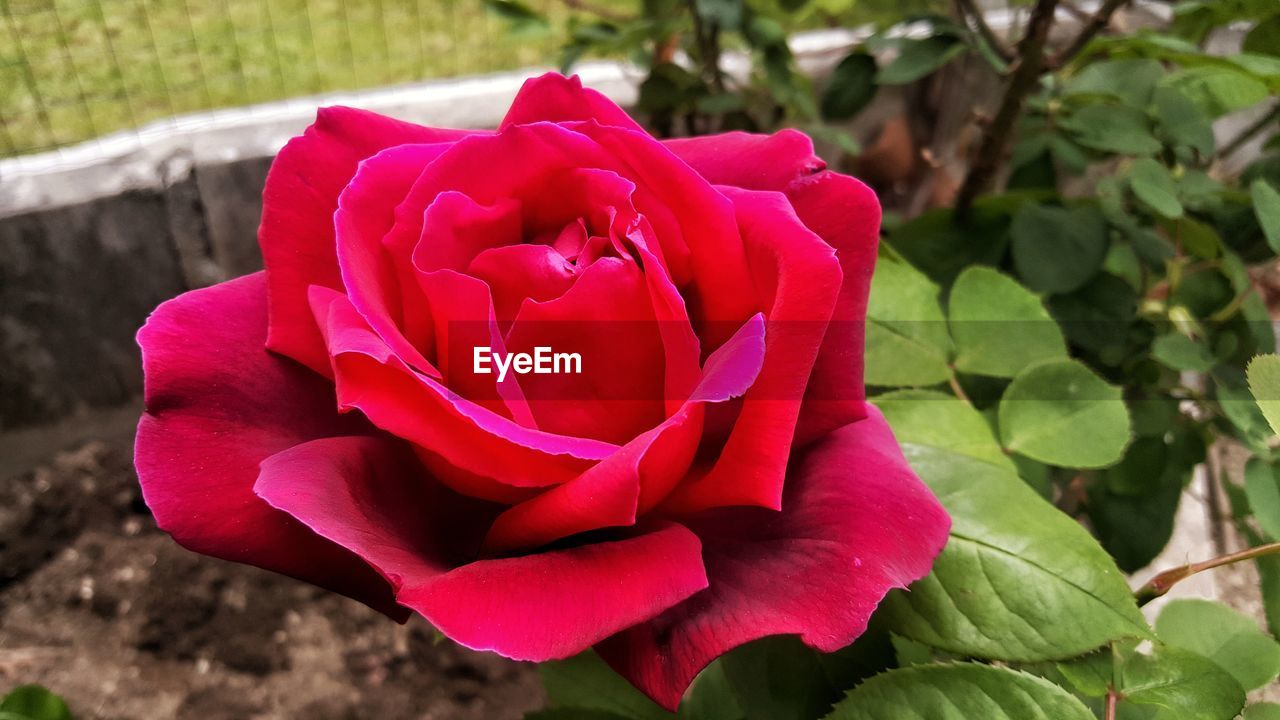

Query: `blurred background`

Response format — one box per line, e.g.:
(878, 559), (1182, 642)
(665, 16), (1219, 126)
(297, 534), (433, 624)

(2, 0), (1279, 718)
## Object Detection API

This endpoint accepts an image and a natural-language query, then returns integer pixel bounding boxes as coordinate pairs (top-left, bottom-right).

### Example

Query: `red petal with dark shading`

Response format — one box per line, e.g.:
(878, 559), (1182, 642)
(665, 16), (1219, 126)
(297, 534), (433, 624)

(260, 107), (472, 374)
(400, 522), (709, 662)
(134, 272), (404, 618)
(597, 407), (951, 711)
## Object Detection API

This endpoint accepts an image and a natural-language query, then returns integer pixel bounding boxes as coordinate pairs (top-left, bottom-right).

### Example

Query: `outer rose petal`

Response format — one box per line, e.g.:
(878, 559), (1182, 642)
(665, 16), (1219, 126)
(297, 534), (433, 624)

(500, 72), (645, 133)
(662, 130), (826, 191)
(597, 406), (951, 711)
(260, 106), (473, 375)
(400, 522), (709, 662)
(254, 435), (493, 589)
(134, 272), (404, 618)
(249, 430), (709, 664)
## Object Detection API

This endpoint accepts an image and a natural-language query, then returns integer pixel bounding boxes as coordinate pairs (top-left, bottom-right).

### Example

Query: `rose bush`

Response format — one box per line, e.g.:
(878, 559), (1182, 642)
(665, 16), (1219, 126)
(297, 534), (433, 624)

(133, 73), (949, 709)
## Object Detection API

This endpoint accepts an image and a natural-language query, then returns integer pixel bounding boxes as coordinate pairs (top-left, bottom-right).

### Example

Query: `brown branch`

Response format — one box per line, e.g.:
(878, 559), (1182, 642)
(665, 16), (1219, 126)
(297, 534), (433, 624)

(1104, 687), (1119, 720)
(1217, 103), (1280, 161)
(561, 0), (629, 22)
(955, 0), (1014, 63)
(954, 0), (1061, 220)
(1135, 541), (1280, 606)
(1050, 0), (1130, 69)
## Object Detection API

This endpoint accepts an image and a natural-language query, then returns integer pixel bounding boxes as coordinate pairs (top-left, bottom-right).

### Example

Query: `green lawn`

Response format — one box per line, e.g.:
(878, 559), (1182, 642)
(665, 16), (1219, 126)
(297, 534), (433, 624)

(0, 0), (582, 156)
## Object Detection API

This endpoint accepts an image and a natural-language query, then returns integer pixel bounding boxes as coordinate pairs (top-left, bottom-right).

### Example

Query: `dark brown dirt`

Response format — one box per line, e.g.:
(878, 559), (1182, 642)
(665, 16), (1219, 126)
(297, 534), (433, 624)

(0, 438), (543, 719)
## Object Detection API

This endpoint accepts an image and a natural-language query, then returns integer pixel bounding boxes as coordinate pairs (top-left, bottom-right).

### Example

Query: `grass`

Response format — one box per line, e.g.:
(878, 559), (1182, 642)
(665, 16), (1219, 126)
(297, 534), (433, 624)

(0, 0), (583, 156)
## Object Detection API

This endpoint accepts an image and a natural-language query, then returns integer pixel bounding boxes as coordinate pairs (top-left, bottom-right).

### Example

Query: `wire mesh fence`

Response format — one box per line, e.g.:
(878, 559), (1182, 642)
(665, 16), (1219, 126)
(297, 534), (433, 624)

(0, 0), (578, 158)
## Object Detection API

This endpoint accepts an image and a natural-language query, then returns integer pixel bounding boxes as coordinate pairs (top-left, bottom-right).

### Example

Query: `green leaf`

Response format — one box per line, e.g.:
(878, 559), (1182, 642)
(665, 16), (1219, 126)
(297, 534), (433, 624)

(1245, 704), (1280, 720)
(823, 663), (1095, 720)
(1116, 645), (1246, 720)
(1247, 458), (1280, 541)
(677, 661), (744, 720)
(946, 266), (1067, 378)
(1129, 158), (1183, 219)
(1011, 204), (1109, 295)
(876, 35), (966, 85)
(864, 257), (952, 387)
(1048, 273), (1139, 367)
(1219, 372), (1276, 453)
(0, 686), (73, 720)
(821, 52), (877, 121)
(1155, 599), (1280, 691)
(998, 359), (1131, 468)
(1054, 650), (1114, 697)
(883, 445), (1151, 661)
(1248, 353), (1280, 435)
(887, 203), (1015, 285)
(721, 636), (838, 720)
(1090, 428), (1201, 572)
(481, 0), (551, 35)
(1161, 66), (1269, 117)
(1152, 86), (1216, 156)
(1061, 105), (1161, 155)
(1151, 332), (1216, 372)
(1251, 179), (1280, 254)
(540, 652), (672, 720)
(1252, 528), (1280, 639)
(1064, 59), (1163, 107)
(693, 0), (743, 29)
(1244, 14), (1280, 56)
(874, 390), (1013, 471)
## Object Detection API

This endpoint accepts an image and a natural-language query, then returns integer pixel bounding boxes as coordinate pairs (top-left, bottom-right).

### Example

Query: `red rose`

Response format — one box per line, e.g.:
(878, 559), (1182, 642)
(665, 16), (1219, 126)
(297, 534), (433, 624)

(135, 73), (948, 709)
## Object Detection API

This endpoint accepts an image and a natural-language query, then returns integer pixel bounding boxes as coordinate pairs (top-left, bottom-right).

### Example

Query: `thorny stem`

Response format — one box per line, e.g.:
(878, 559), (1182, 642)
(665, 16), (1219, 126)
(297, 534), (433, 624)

(955, 0), (1060, 220)
(1135, 541), (1280, 606)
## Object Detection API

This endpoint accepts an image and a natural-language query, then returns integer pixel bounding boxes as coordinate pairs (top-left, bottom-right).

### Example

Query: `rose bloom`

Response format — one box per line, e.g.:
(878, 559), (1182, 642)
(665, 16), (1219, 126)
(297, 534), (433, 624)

(135, 74), (949, 709)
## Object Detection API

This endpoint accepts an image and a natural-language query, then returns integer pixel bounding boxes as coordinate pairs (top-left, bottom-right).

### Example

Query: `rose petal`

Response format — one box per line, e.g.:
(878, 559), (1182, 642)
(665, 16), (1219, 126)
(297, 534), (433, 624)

(261, 107), (471, 374)
(785, 171), (881, 443)
(597, 406), (951, 710)
(415, 268), (535, 425)
(254, 435), (493, 589)
(569, 122), (759, 339)
(481, 313), (765, 553)
(399, 522), (709, 661)
(309, 286), (617, 503)
(413, 191), (522, 274)
(506, 257), (668, 444)
(468, 244), (579, 324)
(334, 142), (457, 374)
(135, 272), (404, 618)
(660, 187), (841, 513)
(661, 134), (880, 441)
(662, 130), (825, 191)
(500, 72), (645, 133)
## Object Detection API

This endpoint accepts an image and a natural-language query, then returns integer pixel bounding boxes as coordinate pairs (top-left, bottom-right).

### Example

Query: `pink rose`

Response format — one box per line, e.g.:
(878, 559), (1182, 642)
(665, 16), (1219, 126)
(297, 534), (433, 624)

(135, 73), (948, 709)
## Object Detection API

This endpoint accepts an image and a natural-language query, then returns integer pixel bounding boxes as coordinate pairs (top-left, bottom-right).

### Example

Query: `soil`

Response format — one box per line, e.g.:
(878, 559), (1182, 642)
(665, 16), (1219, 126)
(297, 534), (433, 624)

(0, 437), (544, 720)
